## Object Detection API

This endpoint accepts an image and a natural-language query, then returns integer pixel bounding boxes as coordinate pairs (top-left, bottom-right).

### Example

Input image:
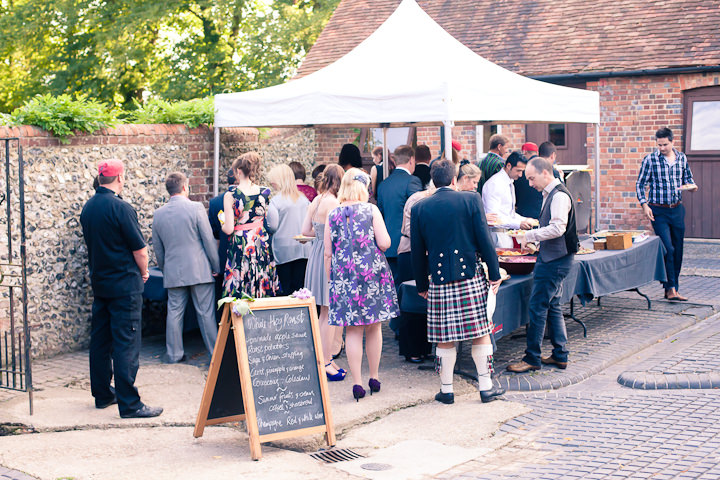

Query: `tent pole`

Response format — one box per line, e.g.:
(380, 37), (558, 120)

(382, 127), (389, 178)
(213, 127), (220, 197)
(594, 123), (600, 232)
(475, 125), (484, 163)
(443, 121), (453, 161)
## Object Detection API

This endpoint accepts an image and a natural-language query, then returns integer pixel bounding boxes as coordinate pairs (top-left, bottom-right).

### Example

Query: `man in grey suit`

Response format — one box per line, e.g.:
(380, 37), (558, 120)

(152, 172), (220, 363)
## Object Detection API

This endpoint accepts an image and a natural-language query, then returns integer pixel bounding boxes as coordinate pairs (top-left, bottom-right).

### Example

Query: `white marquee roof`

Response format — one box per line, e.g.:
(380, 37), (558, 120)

(214, 0), (600, 128)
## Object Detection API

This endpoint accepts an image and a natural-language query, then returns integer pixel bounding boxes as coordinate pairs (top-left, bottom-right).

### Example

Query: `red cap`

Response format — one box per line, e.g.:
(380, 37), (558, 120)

(451, 140), (462, 152)
(98, 159), (124, 177)
(521, 142), (539, 152)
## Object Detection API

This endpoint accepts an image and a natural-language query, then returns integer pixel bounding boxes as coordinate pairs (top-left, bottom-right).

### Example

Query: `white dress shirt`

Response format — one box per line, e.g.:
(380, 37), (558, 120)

(524, 178), (572, 243)
(482, 168), (527, 229)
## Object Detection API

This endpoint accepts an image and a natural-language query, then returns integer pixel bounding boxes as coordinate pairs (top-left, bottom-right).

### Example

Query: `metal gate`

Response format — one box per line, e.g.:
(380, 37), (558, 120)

(0, 138), (32, 414)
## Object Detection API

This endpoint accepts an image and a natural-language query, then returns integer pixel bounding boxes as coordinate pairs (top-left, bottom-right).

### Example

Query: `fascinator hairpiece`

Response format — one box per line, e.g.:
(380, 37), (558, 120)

(353, 174), (369, 186)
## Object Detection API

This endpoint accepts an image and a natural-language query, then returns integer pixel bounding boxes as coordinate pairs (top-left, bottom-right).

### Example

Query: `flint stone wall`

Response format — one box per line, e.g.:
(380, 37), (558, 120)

(0, 124), (316, 359)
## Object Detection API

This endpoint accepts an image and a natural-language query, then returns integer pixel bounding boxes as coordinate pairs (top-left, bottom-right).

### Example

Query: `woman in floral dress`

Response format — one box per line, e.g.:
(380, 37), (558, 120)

(221, 152), (279, 298)
(324, 168), (399, 401)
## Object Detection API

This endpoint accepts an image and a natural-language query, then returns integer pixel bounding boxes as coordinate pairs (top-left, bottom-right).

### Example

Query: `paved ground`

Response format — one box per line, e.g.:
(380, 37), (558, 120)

(438, 310), (720, 480)
(436, 241), (720, 480)
(3, 241), (720, 480)
(455, 276), (720, 392)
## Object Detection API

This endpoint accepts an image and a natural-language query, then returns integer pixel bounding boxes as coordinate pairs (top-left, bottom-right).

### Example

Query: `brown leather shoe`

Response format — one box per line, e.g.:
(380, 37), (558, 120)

(506, 361), (540, 373)
(665, 289), (688, 302)
(541, 356), (568, 369)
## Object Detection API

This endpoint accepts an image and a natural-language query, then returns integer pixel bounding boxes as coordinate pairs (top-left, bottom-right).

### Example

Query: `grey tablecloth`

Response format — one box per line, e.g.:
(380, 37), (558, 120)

(561, 235), (667, 304)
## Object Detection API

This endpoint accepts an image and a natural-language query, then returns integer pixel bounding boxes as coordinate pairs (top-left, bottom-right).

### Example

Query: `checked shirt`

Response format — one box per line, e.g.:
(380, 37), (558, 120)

(636, 148), (695, 206)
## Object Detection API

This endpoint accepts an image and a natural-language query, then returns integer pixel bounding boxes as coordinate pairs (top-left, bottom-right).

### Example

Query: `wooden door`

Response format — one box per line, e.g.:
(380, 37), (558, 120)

(525, 82), (588, 165)
(525, 123), (588, 165)
(683, 86), (720, 239)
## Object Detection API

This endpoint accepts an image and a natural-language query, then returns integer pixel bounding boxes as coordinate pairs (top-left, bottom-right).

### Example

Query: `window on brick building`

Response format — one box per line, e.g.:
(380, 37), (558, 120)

(685, 86), (720, 154)
(549, 124), (567, 148)
(689, 101), (720, 151)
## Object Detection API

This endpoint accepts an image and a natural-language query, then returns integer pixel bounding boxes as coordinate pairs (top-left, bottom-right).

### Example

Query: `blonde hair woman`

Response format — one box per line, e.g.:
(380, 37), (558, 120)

(221, 152), (279, 298)
(456, 160), (482, 192)
(324, 168), (399, 401)
(266, 164), (310, 296)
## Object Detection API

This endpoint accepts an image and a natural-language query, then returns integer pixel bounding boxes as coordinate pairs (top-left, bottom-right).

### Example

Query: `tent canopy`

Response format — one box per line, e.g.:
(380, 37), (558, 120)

(214, 0), (600, 128)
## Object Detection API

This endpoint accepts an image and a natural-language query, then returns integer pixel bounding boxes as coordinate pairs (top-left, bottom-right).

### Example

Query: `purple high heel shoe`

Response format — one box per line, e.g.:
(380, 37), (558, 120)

(368, 378), (381, 395)
(352, 385), (366, 402)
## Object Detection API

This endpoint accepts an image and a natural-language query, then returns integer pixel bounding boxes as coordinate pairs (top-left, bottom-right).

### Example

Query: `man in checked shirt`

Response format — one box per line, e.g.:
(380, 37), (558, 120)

(636, 127), (698, 301)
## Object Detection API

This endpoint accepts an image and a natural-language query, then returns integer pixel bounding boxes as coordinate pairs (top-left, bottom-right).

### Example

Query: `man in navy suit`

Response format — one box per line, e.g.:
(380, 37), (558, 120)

(411, 159), (504, 405)
(377, 145), (423, 282)
(208, 168), (236, 317)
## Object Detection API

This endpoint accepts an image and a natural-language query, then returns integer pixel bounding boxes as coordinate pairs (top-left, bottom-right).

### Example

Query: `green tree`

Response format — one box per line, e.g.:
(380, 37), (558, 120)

(0, 0), (340, 112)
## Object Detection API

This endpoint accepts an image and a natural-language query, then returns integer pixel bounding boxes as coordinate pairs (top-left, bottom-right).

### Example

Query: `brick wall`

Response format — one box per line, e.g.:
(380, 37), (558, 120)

(315, 127), (360, 164)
(0, 124), (314, 358)
(587, 72), (720, 231)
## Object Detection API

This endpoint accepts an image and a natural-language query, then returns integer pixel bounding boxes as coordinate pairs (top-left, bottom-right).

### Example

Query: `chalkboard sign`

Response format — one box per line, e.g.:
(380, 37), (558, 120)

(194, 297), (335, 460)
(243, 306), (326, 435)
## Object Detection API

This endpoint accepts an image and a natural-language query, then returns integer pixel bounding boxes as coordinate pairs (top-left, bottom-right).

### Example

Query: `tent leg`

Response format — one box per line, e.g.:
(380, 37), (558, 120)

(443, 121), (454, 161)
(382, 127), (389, 178)
(213, 127), (220, 197)
(475, 125), (484, 164)
(594, 123), (600, 232)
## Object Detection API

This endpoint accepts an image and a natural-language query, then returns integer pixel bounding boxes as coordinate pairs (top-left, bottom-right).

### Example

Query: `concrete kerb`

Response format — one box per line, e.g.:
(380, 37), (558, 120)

(617, 311), (720, 390)
(496, 304), (717, 393)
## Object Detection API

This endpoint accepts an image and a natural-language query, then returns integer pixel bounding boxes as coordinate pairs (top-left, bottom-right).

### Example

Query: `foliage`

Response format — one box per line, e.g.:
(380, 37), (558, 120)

(0, 113), (11, 126)
(0, 0), (341, 113)
(10, 94), (117, 142)
(128, 97), (214, 128)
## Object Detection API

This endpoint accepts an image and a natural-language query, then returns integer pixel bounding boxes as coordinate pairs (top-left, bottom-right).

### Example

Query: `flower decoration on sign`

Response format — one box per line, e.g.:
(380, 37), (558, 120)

(217, 293), (255, 317)
(290, 288), (313, 300)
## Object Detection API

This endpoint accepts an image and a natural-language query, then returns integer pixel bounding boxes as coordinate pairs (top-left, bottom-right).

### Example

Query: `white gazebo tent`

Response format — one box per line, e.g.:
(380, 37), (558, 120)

(214, 0), (601, 223)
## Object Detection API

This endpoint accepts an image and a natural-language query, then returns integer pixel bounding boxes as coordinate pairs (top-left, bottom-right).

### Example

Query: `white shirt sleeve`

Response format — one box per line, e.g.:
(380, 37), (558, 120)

(525, 191), (571, 243)
(482, 177), (524, 229)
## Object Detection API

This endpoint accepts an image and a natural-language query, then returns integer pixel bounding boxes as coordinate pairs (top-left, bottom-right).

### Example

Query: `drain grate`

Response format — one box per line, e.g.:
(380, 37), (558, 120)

(309, 448), (364, 463)
(361, 463), (393, 471)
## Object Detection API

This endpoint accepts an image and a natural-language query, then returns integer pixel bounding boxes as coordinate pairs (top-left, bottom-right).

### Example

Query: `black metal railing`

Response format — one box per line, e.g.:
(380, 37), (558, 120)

(0, 138), (32, 414)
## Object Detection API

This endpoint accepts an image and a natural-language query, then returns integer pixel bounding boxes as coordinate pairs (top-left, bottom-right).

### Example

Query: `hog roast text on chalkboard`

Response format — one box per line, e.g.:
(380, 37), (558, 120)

(194, 297), (335, 461)
(243, 306), (325, 435)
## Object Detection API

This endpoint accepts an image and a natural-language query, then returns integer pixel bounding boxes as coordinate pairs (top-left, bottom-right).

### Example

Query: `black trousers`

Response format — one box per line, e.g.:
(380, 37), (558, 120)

(276, 259), (308, 297)
(398, 312), (432, 359)
(89, 294), (143, 415)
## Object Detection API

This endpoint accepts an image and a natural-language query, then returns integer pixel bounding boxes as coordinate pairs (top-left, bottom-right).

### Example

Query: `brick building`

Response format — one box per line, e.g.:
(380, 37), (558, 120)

(298, 0), (720, 238)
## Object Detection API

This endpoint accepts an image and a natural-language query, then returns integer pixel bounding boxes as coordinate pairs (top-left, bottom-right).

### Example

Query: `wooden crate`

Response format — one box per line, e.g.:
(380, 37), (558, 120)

(593, 239), (607, 250)
(606, 232), (633, 250)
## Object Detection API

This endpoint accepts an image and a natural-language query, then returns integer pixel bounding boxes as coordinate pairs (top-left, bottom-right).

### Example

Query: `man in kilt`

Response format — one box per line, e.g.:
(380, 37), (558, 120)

(411, 159), (505, 404)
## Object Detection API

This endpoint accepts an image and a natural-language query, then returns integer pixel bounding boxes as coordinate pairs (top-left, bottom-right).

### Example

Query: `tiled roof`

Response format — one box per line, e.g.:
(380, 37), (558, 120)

(297, 0), (720, 78)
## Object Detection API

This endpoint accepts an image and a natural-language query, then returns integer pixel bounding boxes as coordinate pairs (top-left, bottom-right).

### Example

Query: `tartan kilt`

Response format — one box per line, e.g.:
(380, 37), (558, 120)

(427, 266), (493, 343)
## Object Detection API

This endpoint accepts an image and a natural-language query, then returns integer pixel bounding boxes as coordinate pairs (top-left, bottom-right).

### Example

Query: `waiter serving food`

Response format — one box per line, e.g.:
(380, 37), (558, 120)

(482, 151), (538, 248)
(506, 156), (578, 373)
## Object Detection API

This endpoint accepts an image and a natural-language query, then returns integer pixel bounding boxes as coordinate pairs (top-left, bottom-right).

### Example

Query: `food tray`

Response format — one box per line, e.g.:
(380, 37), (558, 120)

(293, 235), (315, 242)
(498, 255), (536, 275)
